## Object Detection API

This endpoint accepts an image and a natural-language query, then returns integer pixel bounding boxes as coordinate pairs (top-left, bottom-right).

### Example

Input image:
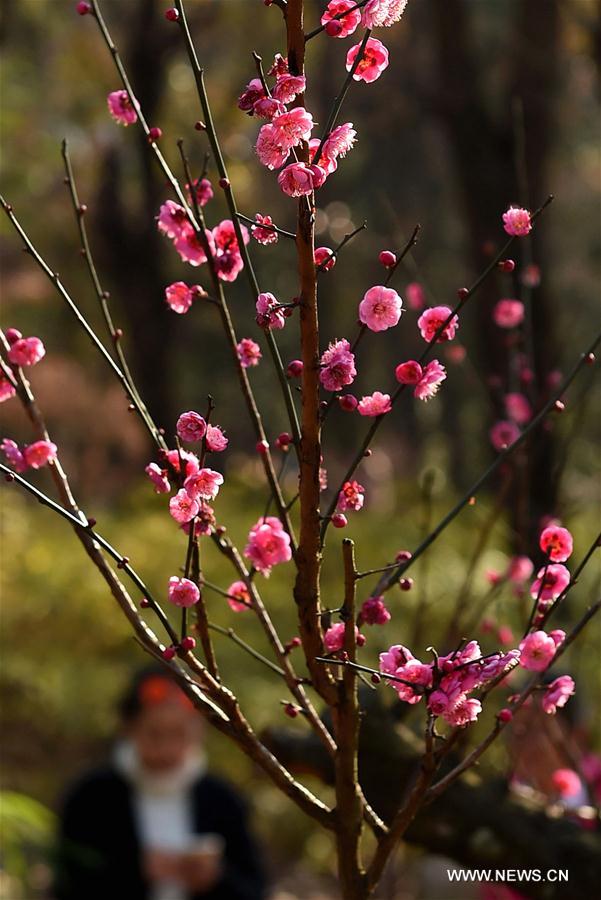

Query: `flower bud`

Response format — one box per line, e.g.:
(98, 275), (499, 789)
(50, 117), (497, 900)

(379, 250), (397, 268)
(331, 513), (348, 529)
(325, 19), (343, 36)
(181, 636), (197, 651)
(336, 393), (357, 413)
(286, 359), (303, 378)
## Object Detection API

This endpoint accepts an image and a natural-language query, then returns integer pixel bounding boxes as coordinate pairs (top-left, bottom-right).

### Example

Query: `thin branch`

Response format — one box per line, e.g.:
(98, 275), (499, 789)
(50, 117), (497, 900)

(88, 0), (295, 542)
(174, 0), (302, 456)
(365, 326), (600, 594)
(236, 212), (296, 240)
(311, 28), (372, 166)
(320, 197), (554, 543)
(60, 140), (165, 451)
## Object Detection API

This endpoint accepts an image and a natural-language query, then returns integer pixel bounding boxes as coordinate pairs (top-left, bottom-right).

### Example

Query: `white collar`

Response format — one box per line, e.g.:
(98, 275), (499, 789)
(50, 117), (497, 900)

(113, 740), (206, 796)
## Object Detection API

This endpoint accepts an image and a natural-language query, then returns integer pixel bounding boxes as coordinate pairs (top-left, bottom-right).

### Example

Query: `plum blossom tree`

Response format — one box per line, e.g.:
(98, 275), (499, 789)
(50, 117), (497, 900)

(1, 1), (600, 897)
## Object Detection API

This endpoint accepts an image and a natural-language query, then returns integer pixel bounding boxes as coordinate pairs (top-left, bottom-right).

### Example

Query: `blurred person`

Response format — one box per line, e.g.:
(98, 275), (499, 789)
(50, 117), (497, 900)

(53, 666), (266, 900)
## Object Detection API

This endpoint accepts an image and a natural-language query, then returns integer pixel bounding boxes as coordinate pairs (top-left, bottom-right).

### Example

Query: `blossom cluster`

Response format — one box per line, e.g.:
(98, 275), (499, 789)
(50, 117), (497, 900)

(158, 200), (250, 286)
(378, 640), (519, 726)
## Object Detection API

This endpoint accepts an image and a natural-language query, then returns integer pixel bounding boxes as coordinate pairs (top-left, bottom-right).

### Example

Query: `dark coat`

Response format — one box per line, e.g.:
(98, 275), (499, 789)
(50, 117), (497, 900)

(53, 765), (267, 900)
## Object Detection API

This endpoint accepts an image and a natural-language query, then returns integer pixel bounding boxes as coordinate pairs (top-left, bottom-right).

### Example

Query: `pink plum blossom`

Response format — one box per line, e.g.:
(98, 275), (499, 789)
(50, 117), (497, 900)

(165, 282), (203, 315)
(226, 580), (252, 612)
(145, 462), (171, 494)
(205, 425), (228, 453)
(346, 37), (389, 83)
(236, 338), (262, 368)
(405, 282), (425, 311)
(0, 375), (16, 403)
(187, 177), (214, 207)
(391, 659), (433, 704)
(359, 285), (402, 332)
(360, 596), (391, 626)
(169, 489), (199, 525)
(539, 525), (573, 563)
(414, 360), (447, 401)
(271, 107), (314, 150)
(380, 644), (413, 675)
(272, 74), (306, 103)
(309, 139), (338, 176)
(23, 440), (57, 469)
(319, 339), (356, 391)
(107, 90), (137, 125)
(503, 206), (532, 236)
(443, 696), (482, 727)
(157, 200), (189, 240)
(256, 124), (290, 170)
(490, 420), (520, 451)
(8, 337), (45, 367)
(337, 480), (365, 512)
(176, 411), (207, 443)
(1, 439), (27, 473)
(530, 564), (570, 601)
(507, 555), (534, 584)
(322, 123), (357, 164)
(519, 630), (557, 671)
(168, 576), (200, 608)
(237, 78), (265, 113)
(184, 468), (224, 501)
(251, 214), (278, 246)
(244, 516), (292, 576)
(324, 622), (363, 653)
(256, 292), (286, 330)
(417, 306), (459, 343)
(493, 298), (525, 328)
(253, 97), (286, 120)
(174, 226), (214, 267)
(321, 0), (361, 38)
(357, 392), (392, 416)
(212, 220), (249, 282)
(542, 675), (575, 715)
(278, 162), (326, 197)
(505, 392), (532, 424)
(164, 448), (199, 478)
(362, 0), (408, 28)
(549, 629), (566, 648)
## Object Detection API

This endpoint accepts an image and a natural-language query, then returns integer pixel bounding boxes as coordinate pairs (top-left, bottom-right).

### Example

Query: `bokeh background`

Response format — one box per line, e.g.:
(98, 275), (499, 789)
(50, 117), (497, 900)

(1, 0), (600, 897)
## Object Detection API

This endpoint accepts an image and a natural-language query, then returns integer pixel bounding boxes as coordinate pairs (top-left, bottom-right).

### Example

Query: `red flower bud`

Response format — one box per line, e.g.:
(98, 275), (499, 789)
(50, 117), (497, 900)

(181, 636), (196, 651)
(379, 250), (397, 268)
(286, 359), (303, 378)
(325, 19), (343, 36)
(498, 259), (516, 272)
